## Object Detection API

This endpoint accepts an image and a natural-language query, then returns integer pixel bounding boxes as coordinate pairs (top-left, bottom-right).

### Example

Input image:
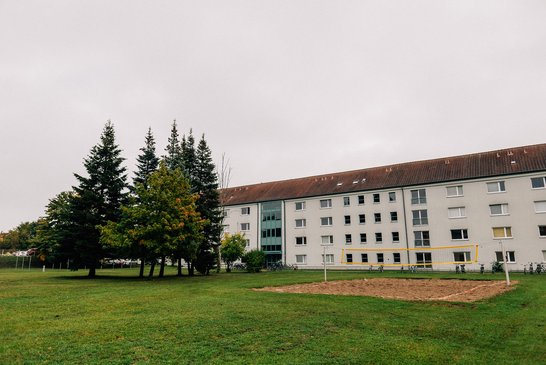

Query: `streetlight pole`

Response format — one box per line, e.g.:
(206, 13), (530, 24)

(500, 240), (511, 286)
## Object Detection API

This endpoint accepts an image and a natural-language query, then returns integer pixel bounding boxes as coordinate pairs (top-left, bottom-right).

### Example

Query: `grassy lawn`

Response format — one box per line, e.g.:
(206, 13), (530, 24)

(1, 268), (545, 364)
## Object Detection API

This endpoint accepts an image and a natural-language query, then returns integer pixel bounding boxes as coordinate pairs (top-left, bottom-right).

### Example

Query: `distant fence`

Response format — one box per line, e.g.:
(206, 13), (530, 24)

(0, 256), (44, 269)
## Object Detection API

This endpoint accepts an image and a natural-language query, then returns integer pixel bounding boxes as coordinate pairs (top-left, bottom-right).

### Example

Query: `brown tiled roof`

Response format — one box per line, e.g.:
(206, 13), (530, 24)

(221, 143), (546, 206)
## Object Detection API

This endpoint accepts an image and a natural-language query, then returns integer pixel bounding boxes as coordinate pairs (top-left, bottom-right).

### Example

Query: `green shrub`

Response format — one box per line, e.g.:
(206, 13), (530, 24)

(242, 250), (265, 273)
(491, 261), (503, 273)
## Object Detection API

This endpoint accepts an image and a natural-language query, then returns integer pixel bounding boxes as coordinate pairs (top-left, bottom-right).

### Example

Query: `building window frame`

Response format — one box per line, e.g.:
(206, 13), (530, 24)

(450, 229), (469, 241)
(295, 201), (306, 211)
(446, 185), (464, 197)
(492, 226), (512, 239)
(448, 207), (466, 219)
(295, 236), (307, 246)
(411, 189), (427, 204)
(295, 255), (307, 265)
(531, 176), (546, 189)
(487, 181), (506, 193)
(489, 204), (509, 216)
(295, 219), (306, 228)
(320, 217), (333, 226)
(320, 199), (332, 209)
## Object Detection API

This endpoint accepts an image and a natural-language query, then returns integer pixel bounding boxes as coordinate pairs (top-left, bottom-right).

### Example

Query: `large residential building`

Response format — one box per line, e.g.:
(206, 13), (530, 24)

(220, 144), (546, 271)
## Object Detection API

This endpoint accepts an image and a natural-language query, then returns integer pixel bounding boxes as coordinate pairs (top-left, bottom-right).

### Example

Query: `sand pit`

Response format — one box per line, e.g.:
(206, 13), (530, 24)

(255, 278), (516, 302)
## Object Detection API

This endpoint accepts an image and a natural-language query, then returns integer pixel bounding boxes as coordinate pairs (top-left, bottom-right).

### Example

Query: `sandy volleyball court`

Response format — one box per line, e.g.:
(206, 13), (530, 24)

(256, 278), (516, 302)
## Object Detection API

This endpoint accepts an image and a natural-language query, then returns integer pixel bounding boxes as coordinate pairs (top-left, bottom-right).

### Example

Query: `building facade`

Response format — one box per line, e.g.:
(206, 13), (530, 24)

(221, 144), (546, 271)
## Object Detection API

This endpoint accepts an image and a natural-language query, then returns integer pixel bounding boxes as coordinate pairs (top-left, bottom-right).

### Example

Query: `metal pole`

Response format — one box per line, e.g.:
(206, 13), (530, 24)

(323, 245), (327, 282)
(500, 240), (511, 286)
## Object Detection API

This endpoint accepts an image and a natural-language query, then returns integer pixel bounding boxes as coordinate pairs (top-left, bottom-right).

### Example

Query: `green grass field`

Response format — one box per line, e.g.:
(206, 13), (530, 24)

(1, 268), (545, 364)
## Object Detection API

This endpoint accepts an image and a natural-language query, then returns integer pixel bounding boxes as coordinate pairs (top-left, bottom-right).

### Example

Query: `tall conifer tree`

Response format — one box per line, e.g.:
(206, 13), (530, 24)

(69, 121), (128, 277)
(164, 120), (183, 170)
(133, 127), (159, 189)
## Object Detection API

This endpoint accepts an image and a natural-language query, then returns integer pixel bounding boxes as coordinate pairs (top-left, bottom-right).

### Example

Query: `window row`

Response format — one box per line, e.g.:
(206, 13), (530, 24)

(294, 232), (400, 245)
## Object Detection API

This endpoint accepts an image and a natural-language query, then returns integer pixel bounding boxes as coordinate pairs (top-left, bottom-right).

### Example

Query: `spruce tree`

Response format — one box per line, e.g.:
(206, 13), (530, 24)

(193, 134), (223, 275)
(69, 121), (128, 277)
(164, 120), (183, 170)
(133, 127), (159, 189)
(181, 129), (197, 187)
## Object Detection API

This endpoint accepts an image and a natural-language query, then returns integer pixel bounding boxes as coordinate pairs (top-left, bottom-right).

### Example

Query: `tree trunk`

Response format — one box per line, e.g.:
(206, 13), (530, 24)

(139, 259), (145, 278)
(226, 262), (231, 273)
(159, 256), (166, 278)
(177, 258), (183, 277)
(88, 265), (96, 278)
(148, 262), (156, 278)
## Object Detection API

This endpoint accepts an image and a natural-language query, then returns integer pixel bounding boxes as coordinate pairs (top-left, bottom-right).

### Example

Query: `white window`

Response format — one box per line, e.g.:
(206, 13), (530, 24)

(373, 193), (380, 203)
(361, 253), (368, 263)
(295, 219), (306, 228)
(487, 181), (506, 193)
(320, 217), (333, 226)
(360, 233), (367, 243)
(531, 176), (546, 189)
(321, 235), (334, 244)
(320, 199), (332, 208)
(240, 223), (250, 231)
(446, 185), (463, 197)
(448, 207), (466, 219)
(358, 195), (365, 205)
(295, 255), (307, 265)
(453, 251), (471, 262)
(241, 207), (250, 215)
(390, 212), (398, 222)
(416, 252), (432, 268)
(346, 253), (353, 263)
(343, 196), (350, 206)
(377, 253), (384, 263)
(245, 239), (251, 247)
(414, 231), (430, 247)
(489, 204), (509, 216)
(359, 214), (366, 224)
(538, 226), (546, 238)
(295, 201), (306, 211)
(374, 213), (381, 223)
(223, 209), (229, 217)
(375, 232), (383, 243)
(392, 232), (400, 242)
(534, 201), (546, 213)
(344, 215), (351, 225)
(411, 189), (427, 204)
(295, 236), (307, 245)
(388, 192), (396, 202)
(393, 252), (401, 263)
(322, 254), (334, 264)
(492, 227), (512, 239)
(345, 234), (352, 244)
(495, 251), (515, 263)
(412, 210), (428, 225)
(450, 229), (468, 240)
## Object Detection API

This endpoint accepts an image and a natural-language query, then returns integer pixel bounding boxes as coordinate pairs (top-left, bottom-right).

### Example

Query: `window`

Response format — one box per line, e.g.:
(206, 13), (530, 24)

(241, 223), (250, 231)
(361, 253), (368, 263)
(375, 232), (383, 243)
(244, 239), (251, 247)
(374, 213), (381, 223)
(453, 251), (471, 262)
(446, 185), (464, 197)
(451, 229), (469, 240)
(343, 196), (350, 206)
(360, 233), (367, 243)
(495, 251), (515, 263)
(377, 253), (384, 263)
(320, 199), (332, 208)
(358, 195), (365, 205)
(295, 201), (306, 211)
(531, 176), (546, 189)
(321, 235), (334, 244)
(411, 189), (427, 204)
(261, 228), (282, 238)
(373, 193), (380, 203)
(534, 201), (546, 213)
(344, 215), (351, 225)
(320, 217), (333, 226)
(241, 207), (250, 215)
(346, 253), (353, 263)
(390, 212), (398, 222)
(392, 232), (400, 243)
(487, 181), (506, 193)
(414, 231), (430, 247)
(393, 252), (401, 263)
(416, 252), (432, 268)
(490, 204), (509, 216)
(492, 227), (512, 239)
(540, 226), (546, 237)
(388, 192), (396, 202)
(322, 254), (334, 264)
(295, 255), (307, 265)
(359, 214), (366, 224)
(295, 236), (307, 245)
(448, 207), (466, 219)
(345, 234), (352, 244)
(412, 210), (428, 225)
(223, 209), (229, 217)
(295, 219), (306, 228)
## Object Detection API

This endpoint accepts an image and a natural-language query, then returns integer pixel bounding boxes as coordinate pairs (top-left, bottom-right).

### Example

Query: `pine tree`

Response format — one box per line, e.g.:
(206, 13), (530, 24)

(193, 134), (223, 275)
(133, 127), (159, 189)
(164, 120), (183, 171)
(69, 121), (128, 277)
(181, 129), (197, 187)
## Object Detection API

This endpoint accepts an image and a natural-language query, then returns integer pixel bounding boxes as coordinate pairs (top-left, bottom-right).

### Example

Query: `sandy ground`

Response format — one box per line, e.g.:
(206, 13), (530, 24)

(255, 278), (516, 302)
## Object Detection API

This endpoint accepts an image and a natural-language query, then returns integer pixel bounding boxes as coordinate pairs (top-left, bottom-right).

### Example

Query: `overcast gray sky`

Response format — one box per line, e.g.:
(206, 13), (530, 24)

(1, 0), (545, 231)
